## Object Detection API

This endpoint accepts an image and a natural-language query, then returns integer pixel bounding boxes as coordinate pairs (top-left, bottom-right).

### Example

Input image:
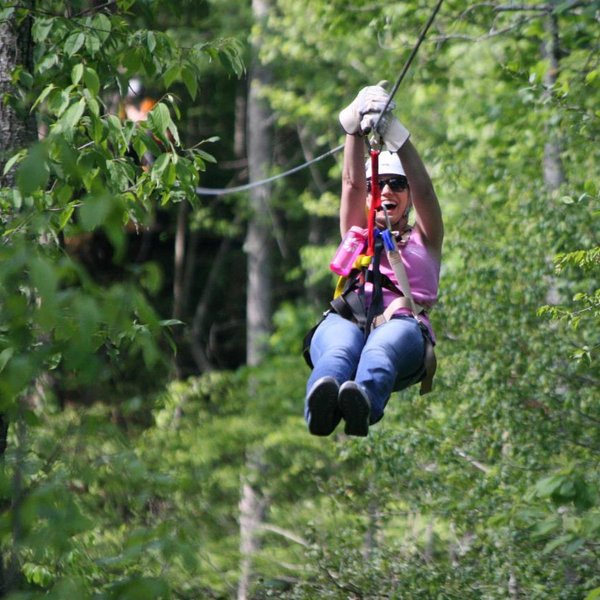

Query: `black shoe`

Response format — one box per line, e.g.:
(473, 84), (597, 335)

(338, 381), (370, 437)
(307, 376), (341, 436)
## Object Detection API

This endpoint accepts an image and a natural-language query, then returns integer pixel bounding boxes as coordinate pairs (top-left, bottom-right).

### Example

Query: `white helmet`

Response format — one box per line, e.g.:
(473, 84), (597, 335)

(365, 150), (406, 179)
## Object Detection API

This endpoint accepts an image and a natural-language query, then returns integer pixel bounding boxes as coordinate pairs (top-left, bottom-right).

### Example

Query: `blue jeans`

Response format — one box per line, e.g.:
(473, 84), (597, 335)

(305, 313), (425, 424)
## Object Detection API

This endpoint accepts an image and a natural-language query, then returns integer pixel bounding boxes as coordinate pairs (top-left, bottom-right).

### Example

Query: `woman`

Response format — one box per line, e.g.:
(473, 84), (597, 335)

(305, 83), (444, 437)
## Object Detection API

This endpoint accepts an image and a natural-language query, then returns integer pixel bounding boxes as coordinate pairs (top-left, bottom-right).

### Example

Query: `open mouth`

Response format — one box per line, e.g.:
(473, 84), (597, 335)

(379, 201), (398, 211)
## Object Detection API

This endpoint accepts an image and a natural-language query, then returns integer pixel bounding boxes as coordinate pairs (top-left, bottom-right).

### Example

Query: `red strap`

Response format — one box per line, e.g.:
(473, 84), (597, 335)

(367, 148), (380, 256)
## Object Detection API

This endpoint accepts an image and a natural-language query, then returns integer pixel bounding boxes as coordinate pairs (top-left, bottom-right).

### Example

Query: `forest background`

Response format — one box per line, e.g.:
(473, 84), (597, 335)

(0, 0), (598, 598)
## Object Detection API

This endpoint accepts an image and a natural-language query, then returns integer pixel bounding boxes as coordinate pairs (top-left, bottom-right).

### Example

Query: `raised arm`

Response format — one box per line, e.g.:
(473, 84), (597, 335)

(337, 83), (443, 257)
(338, 84), (392, 237)
(339, 134), (368, 236)
(398, 140), (443, 260)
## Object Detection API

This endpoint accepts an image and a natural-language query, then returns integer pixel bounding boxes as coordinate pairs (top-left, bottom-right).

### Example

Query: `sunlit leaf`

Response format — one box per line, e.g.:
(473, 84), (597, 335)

(147, 103), (171, 138)
(83, 67), (100, 96)
(64, 32), (85, 57)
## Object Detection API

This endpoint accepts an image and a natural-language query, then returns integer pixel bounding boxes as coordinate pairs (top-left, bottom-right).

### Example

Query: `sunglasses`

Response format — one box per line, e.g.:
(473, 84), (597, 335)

(366, 176), (408, 193)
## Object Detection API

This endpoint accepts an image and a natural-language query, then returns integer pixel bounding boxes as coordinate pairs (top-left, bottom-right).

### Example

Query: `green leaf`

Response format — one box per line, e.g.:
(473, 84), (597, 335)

(121, 48), (141, 75)
(159, 319), (184, 327)
(79, 194), (112, 231)
(147, 31), (156, 53)
(0, 348), (14, 374)
(2, 149), (27, 176)
(543, 534), (574, 554)
(532, 517), (561, 538)
(58, 204), (75, 230)
(163, 65), (181, 89)
(17, 143), (49, 195)
(553, 1), (578, 14)
(85, 33), (102, 56)
(92, 12), (111, 42)
(196, 149), (217, 163)
(147, 103), (171, 137)
(132, 136), (148, 162)
(585, 587), (600, 600)
(140, 263), (163, 294)
(32, 18), (53, 43)
(534, 475), (565, 497)
(71, 63), (84, 85)
(106, 114), (126, 150)
(54, 181), (73, 206)
(86, 94), (100, 117)
(168, 123), (180, 146)
(55, 98), (86, 134)
(36, 52), (59, 75)
(151, 153), (170, 181)
(181, 65), (198, 100)
(31, 83), (56, 111)
(565, 538), (585, 554)
(88, 113), (105, 143)
(64, 32), (85, 57)
(83, 67), (100, 96)
(47, 87), (70, 116)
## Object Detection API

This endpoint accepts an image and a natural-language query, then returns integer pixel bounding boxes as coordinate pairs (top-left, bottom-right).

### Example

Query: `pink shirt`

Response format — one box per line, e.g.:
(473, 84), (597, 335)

(363, 228), (440, 340)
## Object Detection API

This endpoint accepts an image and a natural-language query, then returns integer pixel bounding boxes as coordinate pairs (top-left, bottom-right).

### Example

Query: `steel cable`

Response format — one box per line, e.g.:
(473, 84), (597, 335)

(196, 0), (444, 197)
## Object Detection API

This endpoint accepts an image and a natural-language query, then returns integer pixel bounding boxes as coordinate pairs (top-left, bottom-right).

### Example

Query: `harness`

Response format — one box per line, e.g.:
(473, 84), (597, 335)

(303, 146), (437, 395)
(329, 226), (437, 395)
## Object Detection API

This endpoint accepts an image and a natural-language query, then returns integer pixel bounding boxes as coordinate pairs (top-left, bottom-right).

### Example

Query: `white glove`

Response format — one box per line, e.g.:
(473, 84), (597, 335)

(339, 82), (410, 151)
(339, 82), (395, 135)
(374, 110), (410, 152)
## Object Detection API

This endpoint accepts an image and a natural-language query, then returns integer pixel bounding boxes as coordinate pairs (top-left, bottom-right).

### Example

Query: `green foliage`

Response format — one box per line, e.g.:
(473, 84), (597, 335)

(252, 2), (600, 597)
(0, 2), (245, 595)
(1, 0), (600, 598)
(538, 225), (600, 362)
(0, 2), (244, 403)
(0, 354), (320, 597)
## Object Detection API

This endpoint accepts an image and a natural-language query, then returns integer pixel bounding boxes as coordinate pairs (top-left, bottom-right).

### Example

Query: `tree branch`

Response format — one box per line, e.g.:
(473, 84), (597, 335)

(454, 448), (492, 474)
(74, 1), (119, 17)
(258, 523), (309, 547)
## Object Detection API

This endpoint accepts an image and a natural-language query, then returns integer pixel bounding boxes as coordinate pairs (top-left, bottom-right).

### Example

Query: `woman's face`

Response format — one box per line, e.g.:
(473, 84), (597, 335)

(366, 175), (411, 229)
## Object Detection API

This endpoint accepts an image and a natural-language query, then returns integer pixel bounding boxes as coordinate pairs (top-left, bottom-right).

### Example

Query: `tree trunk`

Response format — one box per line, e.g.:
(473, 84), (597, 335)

(172, 200), (189, 378)
(542, 9), (565, 310)
(172, 202), (188, 321)
(237, 448), (267, 600)
(542, 10), (565, 190)
(238, 1), (273, 597)
(0, 6), (36, 592)
(0, 3), (37, 187)
(245, 0), (273, 368)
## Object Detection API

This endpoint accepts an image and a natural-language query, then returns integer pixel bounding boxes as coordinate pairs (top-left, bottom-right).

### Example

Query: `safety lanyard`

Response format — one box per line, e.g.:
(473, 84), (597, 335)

(366, 147), (381, 256)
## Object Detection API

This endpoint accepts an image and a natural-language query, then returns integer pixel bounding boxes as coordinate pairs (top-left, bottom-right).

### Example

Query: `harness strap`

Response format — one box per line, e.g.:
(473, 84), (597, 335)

(365, 237), (385, 333)
(387, 249), (418, 314)
(330, 289), (367, 332)
(369, 296), (436, 395)
(367, 149), (381, 256)
(371, 296), (425, 329)
(381, 230), (437, 395)
(419, 336), (437, 395)
(328, 229), (437, 396)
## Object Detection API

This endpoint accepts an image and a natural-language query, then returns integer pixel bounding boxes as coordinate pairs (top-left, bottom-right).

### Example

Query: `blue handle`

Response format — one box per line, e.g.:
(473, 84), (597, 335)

(381, 229), (396, 252)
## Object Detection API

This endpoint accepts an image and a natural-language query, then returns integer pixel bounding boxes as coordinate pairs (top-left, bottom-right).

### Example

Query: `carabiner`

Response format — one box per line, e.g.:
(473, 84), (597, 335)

(367, 131), (384, 153)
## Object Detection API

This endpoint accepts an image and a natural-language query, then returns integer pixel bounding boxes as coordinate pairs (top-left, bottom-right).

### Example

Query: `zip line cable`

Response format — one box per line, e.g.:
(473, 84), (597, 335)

(195, 143), (345, 196)
(196, 0), (444, 197)
(373, 0), (444, 134)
